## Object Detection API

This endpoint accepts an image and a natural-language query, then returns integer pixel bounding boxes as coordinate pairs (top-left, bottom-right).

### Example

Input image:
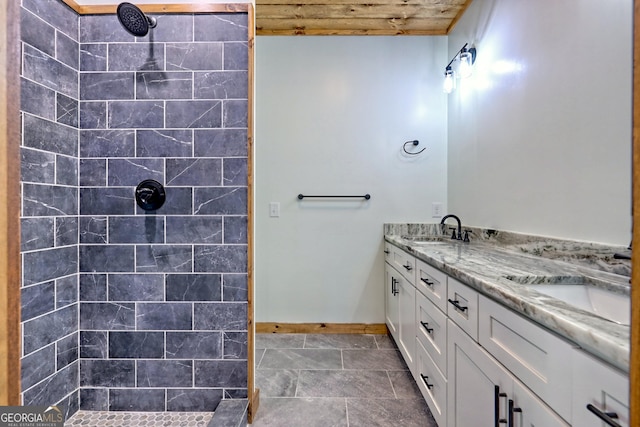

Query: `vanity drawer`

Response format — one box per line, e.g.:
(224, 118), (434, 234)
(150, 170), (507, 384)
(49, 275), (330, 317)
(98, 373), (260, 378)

(390, 245), (415, 284)
(446, 277), (478, 341)
(479, 295), (573, 422)
(416, 290), (447, 376)
(416, 338), (447, 427)
(383, 242), (392, 263)
(416, 258), (447, 312)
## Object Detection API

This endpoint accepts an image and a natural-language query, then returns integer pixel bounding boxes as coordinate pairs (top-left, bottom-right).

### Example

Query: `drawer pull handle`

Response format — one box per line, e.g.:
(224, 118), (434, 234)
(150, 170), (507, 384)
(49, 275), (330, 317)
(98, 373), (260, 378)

(403, 263), (413, 271)
(494, 386), (507, 426)
(508, 399), (522, 427)
(384, 249), (390, 254)
(420, 321), (434, 334)
(391, 277), (399, 296)
(448, 298), (468, 312)
(420, 277), (434, 287)
(420, 374), (434, 389)
(586, 404), (621, 427)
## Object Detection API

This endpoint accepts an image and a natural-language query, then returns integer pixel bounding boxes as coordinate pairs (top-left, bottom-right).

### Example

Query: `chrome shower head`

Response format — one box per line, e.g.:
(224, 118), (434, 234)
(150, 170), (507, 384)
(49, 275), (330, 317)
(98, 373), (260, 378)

(117, 2), (157, 37)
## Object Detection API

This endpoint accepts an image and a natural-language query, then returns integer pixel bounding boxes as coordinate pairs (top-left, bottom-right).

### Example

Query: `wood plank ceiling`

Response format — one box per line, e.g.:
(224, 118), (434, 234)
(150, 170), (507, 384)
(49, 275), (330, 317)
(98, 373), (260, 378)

(255, 0), (473, 36)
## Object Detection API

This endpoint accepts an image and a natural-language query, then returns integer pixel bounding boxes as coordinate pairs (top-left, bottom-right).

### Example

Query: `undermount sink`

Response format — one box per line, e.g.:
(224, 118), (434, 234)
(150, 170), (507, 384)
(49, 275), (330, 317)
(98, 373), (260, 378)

(504, 275), (630, 326)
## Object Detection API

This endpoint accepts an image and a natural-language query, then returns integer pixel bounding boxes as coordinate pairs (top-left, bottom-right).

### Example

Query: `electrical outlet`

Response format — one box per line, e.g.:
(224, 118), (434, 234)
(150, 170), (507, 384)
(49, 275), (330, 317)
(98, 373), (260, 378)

(432, 202), (443, 218)
(269, 202), (280, 218)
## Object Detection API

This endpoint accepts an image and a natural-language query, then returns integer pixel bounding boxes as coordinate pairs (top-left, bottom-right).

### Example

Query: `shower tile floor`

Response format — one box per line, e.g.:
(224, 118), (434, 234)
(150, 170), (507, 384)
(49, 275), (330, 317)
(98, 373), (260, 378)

(252, 333), (438, 427)
(66, 333), (437, 426)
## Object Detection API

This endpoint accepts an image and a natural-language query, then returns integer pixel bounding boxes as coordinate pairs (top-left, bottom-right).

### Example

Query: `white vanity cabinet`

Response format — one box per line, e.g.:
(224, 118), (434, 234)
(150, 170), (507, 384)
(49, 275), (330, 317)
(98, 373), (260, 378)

(384, 263), (399, 339)
(572, 348), (629, 427)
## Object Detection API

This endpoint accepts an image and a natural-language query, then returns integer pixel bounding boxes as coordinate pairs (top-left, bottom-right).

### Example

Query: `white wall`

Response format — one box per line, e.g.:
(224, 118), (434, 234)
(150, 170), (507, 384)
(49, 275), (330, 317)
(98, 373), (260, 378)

(255, 36), (447, 322)
(447, 0), (632, 245)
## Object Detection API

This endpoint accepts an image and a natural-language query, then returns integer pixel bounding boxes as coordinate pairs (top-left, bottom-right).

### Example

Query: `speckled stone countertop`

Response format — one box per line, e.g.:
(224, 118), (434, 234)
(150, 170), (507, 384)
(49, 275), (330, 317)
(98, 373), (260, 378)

(384, 223), (631, 372)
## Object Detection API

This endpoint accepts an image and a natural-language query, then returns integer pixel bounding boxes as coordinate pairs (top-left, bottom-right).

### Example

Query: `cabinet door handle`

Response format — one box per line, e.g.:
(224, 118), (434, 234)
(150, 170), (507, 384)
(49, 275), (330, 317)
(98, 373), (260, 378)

(448, 298), (468, 312)
(420, 321), (434, 334)
(384, 249), (390, 254)
(391, 277), (399, 296)
(494, 386), (507, 426)
(508, 399), (522, 427)
(420, 374), (434, 389)
(403, 263), (413, 271)
(420, 277), (434, 287)
(586, 404), (622, 427)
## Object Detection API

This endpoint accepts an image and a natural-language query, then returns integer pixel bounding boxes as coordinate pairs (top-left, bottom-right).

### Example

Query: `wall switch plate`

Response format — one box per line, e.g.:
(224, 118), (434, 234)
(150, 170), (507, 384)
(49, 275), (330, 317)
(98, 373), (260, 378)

(432, 202), (443, 218)
(269, 202), (280, 217)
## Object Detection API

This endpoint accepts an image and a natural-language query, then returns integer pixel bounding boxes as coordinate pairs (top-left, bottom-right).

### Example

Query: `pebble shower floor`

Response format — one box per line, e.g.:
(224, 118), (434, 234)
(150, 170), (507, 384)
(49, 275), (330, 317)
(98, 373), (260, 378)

(65, 411), (213, 426)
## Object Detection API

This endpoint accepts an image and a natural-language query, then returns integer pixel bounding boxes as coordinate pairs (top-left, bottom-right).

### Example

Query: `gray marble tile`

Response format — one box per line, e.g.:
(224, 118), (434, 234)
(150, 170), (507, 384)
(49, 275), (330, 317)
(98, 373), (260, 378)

(194, 187), (247, 215)
(80, 15), (134, 43)
(137, 129), (193, 158)
(21, 282), (55, 322)
(255, 348), (265, 366)
(79, 217), (107, 244)
(80, 101), (106, 129)
(166, 331), (222, 359)
(79, 388), (108, 411)
(108, 216), (165, 244)
(223, 216), (247, 244)
(80, 360), (135, 387)
(79, 274), (107, 302)
(304, 334), (377, 349)
(223, 100), (247, 128)
(56, 332), (78, 369)
(194, 360), (247, 387)
(137, 360), (193, 387)
(342, 349), (408, 370)
(388, 370), (423, 399)
(139, 187), (192, 215)
(79, 245), (135, 272)
(167, 158), (222, 186)
(23, 0), (79, 41)
(136, 72), (193, 100)
(194, 14), (248, 42)
(80, 44), (107, 71)
(21, 217), (54, 251)
(22, 246), (77, 286)
(250, 397), (347, 427)
(258, 349), (342, 370)
(108, 273), (164, 301)
(21, 78), (56, 121)
(21, 9), (56, 57)
(109, 389), (165, 412)
(255, 333), (306, 350)
(55, 215), (78, 246)
(346, 398), (437, 427)
(80, 188), (135, 216)
(56, 275), (78, 308)
(108, 100), (164, 129)
(56, 154), (78, 186)
(23, 362), (78, 407)
(296, 370), (394, 398)
(23, 114), (77, 156)
(23, 305), (78, 355)
(23, 183), (77, 216)
(21, 148), (55, 185)
(222, 274), (247, 302)
(374, 334), (397, 349)
(166, 216), (222, 244)
(21, 344), (55, 390)
(194, 245), (247, 273)
(224, 331), (247, 359)
(194, 129), (247, 157)
(56, 30), (79, 69)
(80, 331), (107, 358)
(194, 302), (247, 331)
(109, 332), (164, 358)
(23, 45), (78, 98)
(167, 389), (223, 412)
(224, 42), (248, 71)
(147, 14), (194, 42)
(255, 369), (298, 397)
(166, 273), (222, 302)
(108, 44), (165, 72)
(166, 100), (222, 129)
(166, 42), (222, 71)
(136, 245), (193, 273)
(56, 93), (78, 127)
(80, 72), (134, 100)
(80, 130), (135, 157)
(79, 303), (135, 331)
(223, 158), (247, 186)
(194, 71), (247, 100)
(136, 302), (193, 330)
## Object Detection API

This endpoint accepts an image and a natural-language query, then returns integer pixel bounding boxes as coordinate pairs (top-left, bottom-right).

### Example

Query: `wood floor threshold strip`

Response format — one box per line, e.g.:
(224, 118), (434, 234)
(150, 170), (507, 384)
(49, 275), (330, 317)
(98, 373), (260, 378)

(256, 322), (388, 334)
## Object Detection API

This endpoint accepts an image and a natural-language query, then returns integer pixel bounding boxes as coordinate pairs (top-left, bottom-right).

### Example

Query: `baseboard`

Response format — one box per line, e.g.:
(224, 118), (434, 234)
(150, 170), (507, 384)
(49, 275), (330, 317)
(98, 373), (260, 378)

(255, 322), (388, 334)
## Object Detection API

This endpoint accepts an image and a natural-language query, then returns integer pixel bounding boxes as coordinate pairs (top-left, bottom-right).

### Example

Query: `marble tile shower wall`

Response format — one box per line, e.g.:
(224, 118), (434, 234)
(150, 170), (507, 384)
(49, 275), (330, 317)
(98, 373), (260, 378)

(20, 0), (80, 419)
(77, 12), (249, 412)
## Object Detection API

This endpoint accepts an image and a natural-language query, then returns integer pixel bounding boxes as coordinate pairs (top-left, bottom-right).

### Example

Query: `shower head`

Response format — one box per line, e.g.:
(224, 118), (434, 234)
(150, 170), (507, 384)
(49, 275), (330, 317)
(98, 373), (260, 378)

(117, 2), (157, 37)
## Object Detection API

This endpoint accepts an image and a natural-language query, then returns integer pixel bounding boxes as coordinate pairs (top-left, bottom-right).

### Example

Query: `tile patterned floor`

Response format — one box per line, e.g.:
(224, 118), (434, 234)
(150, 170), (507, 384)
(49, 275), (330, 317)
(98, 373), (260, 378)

(65, 411), (213, 426)
(252, 333), (438, 427)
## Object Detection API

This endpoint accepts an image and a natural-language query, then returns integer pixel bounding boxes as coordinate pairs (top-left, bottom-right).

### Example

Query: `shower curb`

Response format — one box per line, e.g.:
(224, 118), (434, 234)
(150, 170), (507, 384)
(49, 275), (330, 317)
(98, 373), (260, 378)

(207, 399), (249, 427)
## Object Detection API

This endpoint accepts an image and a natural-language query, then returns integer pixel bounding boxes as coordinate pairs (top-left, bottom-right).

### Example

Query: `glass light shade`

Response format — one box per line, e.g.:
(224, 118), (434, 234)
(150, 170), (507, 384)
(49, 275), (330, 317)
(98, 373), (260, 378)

(443, 69), (455, 93)
(459, 50), (473, 78)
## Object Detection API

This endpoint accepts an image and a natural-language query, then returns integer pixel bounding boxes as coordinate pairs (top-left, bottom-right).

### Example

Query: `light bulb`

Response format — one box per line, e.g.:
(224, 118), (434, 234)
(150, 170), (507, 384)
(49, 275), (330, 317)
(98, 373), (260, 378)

(459, 50), (473, 78)
(443, 68), (454, 93)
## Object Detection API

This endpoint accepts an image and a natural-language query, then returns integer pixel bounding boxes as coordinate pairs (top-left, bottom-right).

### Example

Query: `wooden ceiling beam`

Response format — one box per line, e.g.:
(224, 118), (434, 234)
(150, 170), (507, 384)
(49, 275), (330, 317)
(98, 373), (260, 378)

(257, 4), (461, 20)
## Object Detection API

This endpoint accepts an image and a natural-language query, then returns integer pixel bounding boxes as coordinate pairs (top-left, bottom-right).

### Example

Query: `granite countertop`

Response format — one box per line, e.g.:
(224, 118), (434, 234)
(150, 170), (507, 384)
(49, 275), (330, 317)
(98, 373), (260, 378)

(384, 224), (631, 372)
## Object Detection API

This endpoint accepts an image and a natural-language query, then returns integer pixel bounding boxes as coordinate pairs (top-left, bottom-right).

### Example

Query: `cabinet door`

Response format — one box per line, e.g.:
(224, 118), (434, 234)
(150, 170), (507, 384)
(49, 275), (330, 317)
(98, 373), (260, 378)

(397, 273), (416, 375)
(416, 258), (448, 312)
(572, 349), (629, 427)
(385, 263), (400, 342)
(447, 319), (511, 427)
(416, 290), (447, 375)
(511, 380), (569, 427)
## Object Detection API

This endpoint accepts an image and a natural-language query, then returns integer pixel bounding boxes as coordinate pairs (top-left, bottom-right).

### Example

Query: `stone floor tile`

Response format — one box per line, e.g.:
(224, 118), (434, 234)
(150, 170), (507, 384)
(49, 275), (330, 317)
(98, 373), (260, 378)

(342, 349), (407, 370)
(388, 370), (423, 398)
(374, 334), (397, 349)
(296, 370), (394, 398)
(303, 334), (377, 349)
(255, 333), (305, 349)
(346, 398), (437, 427)
(255, 369), (299, 397)
(258, 348), (342, 370)
(250, 397), (347, 427)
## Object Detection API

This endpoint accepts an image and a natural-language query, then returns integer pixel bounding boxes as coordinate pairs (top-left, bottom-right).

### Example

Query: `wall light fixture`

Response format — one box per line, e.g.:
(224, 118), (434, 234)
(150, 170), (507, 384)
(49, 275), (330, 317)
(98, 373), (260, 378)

(443, 43), (477, 93)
